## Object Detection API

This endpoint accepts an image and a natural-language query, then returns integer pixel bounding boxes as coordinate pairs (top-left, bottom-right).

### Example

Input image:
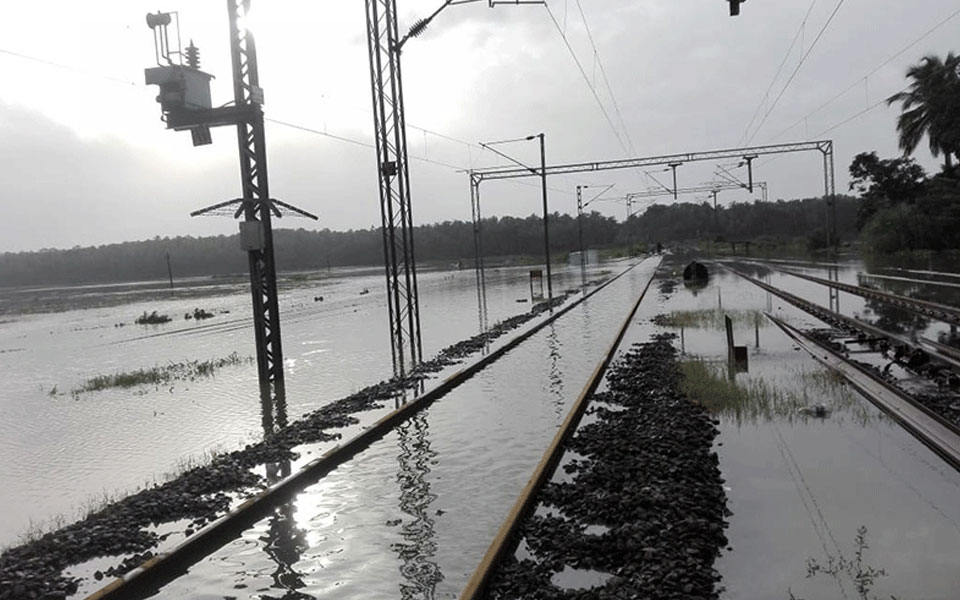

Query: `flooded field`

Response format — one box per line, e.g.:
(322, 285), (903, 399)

(0, 262), (613, 547)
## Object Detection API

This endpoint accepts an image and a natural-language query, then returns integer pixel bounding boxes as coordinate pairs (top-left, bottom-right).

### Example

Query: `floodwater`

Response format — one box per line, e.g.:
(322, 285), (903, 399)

(0, 261), (614, 547)
(138, 258), (661, 599)
(6, 250), (960, 600)
(631, 255), (960, 600)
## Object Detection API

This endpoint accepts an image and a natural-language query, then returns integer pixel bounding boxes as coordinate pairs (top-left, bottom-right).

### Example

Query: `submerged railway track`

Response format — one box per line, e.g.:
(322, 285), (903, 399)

(721, 261), (960, 473)
(67, 258), (661, 600)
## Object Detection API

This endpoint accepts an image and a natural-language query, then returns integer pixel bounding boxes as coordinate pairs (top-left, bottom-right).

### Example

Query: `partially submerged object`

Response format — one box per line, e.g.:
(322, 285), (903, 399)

(683, 261), (709, 282)
(798, 403), (831, 418)
(683, 261), (709, 289)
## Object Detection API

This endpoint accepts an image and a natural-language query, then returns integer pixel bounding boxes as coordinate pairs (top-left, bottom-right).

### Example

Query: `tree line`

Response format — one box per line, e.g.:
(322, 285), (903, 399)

(0, 197), (855, 287)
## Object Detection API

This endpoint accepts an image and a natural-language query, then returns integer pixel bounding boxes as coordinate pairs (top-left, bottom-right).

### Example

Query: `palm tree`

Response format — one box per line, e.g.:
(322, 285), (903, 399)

(887, 52), (960, 172)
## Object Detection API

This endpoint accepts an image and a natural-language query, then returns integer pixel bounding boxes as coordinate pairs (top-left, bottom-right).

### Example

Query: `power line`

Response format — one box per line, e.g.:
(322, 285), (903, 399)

(265, 117), (467, 171)
(746, 0), (848, 145)
(572, 0), (636, 155)
(0, 47), (139, 86)
(267, 117), (581, 198)
(764, 5), (960, 144)
(738, 0), (819, 147)
(542, 1), (632, 157)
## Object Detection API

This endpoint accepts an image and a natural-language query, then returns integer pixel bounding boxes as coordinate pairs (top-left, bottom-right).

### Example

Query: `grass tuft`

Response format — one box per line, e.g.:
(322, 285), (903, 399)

(71, 352), (253, 395)
(654, 308), (768, 330)
(681, 359), (876, 426)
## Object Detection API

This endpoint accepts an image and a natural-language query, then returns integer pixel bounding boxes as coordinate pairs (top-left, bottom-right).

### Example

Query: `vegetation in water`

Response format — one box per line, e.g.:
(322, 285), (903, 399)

(680, 359), (877, 426)
(70, 352), (253, 396)
(135, 310), (171, 325)
(653, 308), (767, 330)
(789, 526), (898, 600)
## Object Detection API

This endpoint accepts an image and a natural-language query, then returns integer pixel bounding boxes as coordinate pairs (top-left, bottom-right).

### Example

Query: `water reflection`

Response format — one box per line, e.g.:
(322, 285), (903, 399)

(261, 386), (289, 435)
(857, 295), (930, 336)
(259, 500), (312, 600)
(393, 412), (442, 599)
(827, 264), (840, 313)
(259, 388), (313, 599)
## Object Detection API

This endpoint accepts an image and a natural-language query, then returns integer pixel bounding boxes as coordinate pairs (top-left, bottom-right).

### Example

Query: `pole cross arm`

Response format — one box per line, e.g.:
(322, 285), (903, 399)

(163, 104), (260, 130)
(190, 197), (318, 220)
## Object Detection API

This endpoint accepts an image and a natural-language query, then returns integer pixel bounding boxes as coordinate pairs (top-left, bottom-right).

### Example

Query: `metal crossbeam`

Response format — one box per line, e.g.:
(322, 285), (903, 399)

(469, 140), (835, 319)
(471, 140), (833, 181)
(366, 0), (423, 376)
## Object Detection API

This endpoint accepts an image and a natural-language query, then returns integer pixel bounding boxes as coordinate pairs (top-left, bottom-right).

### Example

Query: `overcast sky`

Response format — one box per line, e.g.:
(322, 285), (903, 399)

(1, 0), (958, 252)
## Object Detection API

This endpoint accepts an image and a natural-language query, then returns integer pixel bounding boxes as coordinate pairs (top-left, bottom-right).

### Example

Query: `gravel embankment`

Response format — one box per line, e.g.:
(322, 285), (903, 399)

(487, 335), (729, 599)
(0, 291), (579, 600)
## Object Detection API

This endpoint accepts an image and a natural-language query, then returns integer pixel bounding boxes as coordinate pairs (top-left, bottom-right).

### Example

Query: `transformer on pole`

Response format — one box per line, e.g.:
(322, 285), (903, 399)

(144, 3), (317, 411)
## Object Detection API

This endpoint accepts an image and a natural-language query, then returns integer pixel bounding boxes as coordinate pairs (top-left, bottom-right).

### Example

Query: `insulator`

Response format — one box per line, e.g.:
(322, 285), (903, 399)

(185, 41), (201, 69)
(407, 18), (429, 39)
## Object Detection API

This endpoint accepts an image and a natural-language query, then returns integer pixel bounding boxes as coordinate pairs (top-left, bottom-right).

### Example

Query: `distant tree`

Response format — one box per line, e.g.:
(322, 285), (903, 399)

(848, 151), (927, 229)
(886, 52), (960, 173)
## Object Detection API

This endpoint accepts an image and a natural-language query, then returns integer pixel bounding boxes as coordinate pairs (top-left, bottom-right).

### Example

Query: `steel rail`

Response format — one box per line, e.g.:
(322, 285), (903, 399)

(84, 257), (658, 600)
(721, 264), (960, 372)
(768, 314), (960, 473)
(458, 261), (657, 600)
(771, 265), (960, 326)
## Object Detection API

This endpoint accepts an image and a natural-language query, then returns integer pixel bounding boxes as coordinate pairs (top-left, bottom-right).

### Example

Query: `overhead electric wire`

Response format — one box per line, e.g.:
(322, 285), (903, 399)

(266, 117), (467, 172)
(738, 0), (819, 147)
(267, 117), (579, 197)
(745, 0), (848, 145)
(478, 142), (538, 173)
(758, 39), (960, 170)
(572, 0), (636, 155)
(763, 5), (960, 144)
(0, 47), (140, 86)
(542, 1), (632, 158)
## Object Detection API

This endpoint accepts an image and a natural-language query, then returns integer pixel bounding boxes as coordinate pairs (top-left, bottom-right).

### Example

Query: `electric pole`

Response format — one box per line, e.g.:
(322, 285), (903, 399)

(538, 133), (552, 300)
(365, 0), (538, 375)
(144, 2), (316, 407)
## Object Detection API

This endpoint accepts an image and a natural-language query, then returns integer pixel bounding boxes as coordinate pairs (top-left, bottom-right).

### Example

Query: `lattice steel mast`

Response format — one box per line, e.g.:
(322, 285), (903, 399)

(364, 0), (536, 375)
(365, 0), (422, 377)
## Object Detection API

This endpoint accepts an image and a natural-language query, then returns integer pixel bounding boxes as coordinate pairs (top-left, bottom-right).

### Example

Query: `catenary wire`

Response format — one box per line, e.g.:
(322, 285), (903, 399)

(738, 0), (819, 147)
(746, 0), (848, 145)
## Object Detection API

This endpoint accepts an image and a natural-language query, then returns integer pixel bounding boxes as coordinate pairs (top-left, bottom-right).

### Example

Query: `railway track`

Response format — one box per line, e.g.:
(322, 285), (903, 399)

(762, 263), (960, 326)
(459, 258), (653, 600)
(721, 264), (960, 372)
(767, 314), (960, 473)
(721, 263), (960, 473)
(80, 258), (660, 600)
